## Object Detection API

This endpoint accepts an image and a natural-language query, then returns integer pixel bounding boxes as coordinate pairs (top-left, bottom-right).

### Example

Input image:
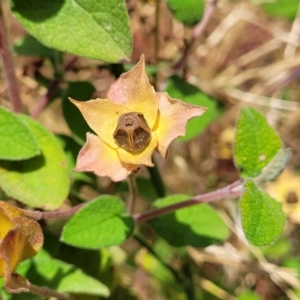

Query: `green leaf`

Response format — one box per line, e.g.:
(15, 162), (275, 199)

(234, 107), (282, 178)
(166, 0), (204, 26)
(261, 0), (298, 21)
(9, 0), (132, 62)
(0, 107), (40, 160)
(13, 34), (54, 57)
(149, 195), (229, 247)
(240, 180), (285, 246)
(61, 195), (134, 249)
(256, 148), (291, 183)
(62, 81), (96, 144)
(16, 249), (110, 297)
(0, 115), (69, 209)
(165, 75), (220, 141)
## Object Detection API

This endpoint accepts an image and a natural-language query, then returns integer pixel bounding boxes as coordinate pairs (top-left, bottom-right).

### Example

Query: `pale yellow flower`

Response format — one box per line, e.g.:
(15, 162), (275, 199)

(70, 55), (207, 181)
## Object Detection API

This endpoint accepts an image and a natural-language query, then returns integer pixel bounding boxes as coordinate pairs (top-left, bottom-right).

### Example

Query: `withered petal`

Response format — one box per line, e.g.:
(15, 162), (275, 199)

(155, 92), (207, 158)
(107, 55), (158, 129)
(0, 229), (23, 279)
(13, 216), (44, 261)
(4, 273), (30, 294)
(0, 206), (16, 240)
(74, 133), (138, 182)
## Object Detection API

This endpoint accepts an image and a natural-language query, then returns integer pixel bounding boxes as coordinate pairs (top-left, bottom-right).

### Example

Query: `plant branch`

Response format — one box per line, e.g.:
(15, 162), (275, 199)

(0, 3), (24, 112)
(133, 180), (242, 223)
(6, 273), (73, 299)
(127, 174), (138, 213)
(22, 202), (85, 221)
(172, 0), (218, 72)
(31, 56), (78, 118)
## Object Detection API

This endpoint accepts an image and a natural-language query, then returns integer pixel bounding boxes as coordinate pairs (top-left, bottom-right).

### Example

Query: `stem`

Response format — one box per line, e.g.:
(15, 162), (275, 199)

(147, 158), (166, 198)
(134, 180), (242, 223)
(127, 174), (138, 213)
(31, 56), (78, 118)
(0, 3), (23, 112)
(6, 273), (73, 299)
(172, 0), (218, 72)
(28, 283), (72, 300)
(22, 203), (85, 221)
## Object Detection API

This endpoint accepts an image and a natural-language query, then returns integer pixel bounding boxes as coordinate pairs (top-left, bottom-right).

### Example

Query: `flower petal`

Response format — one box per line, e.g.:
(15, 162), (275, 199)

(69, 98), (130, 148)
(0, 207), (15, 239)
(13, 216), (44, 261)
(107, 55), (158, 129)
(5, 273), (30, 294)
(155, 92), (207, 158)
(75, 133), (138, 181)
(0, 228), (23, 278)
(0, 202), (23, 219)
(116, 131), (158, 166)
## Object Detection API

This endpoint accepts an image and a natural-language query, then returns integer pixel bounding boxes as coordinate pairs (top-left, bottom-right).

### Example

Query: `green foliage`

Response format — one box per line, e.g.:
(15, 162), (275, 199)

(166, 0), (204, 26)
(0, 115), (69, 209)
(0, 107), (39, 160)
(261, 0), (299, 21)
(15, 249), (110, 297)
(165, 75), (220, 141)
(240, 180), (285, 246)
(149, 195), (229, 247)
(13, 34), (54, 58)
(9, 0), (132, 62)
(61, 195), (134, 249)
(62, 81), (96, 144)
(234, 107), (282, 178)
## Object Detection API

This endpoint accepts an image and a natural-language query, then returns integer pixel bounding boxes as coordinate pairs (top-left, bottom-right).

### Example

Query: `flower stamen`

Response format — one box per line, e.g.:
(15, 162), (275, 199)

(113, 112), (151, 154)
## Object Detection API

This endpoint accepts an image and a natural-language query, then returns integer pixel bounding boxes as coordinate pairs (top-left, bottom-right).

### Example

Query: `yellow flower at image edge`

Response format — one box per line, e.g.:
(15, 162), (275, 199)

(70, 55), (207, 181)
(0, 201), (43, 292)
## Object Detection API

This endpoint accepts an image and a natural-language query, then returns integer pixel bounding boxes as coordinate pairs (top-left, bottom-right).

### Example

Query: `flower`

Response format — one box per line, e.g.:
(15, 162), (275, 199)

(0, 201), (43, 292)
(70, 55), (207, 181)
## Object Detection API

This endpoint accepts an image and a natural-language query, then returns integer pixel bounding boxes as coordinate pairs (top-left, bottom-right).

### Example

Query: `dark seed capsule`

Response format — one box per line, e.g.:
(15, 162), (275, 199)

(113, 112), (151, 153)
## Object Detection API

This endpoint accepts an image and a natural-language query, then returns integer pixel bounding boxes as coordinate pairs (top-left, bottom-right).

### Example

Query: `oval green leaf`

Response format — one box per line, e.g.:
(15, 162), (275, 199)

(234, 107), (282, 178)
(240, 180), (285, 246)
(0, 107), (40, 160)
(16, 249), (110, 297)
(61, 195), (134, 249)
(149, 195), (229, 247)
(0, 115), (69, 209)
(165, 75), (220, 141)
(9, 0), (132, 62)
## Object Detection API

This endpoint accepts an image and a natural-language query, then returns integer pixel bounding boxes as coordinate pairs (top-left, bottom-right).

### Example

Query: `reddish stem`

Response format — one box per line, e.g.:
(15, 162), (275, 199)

(133, 180), (242, 223)
(0, 4), (24, 112)
(23, 203), (85, 220)
(23, 181), (242, 223)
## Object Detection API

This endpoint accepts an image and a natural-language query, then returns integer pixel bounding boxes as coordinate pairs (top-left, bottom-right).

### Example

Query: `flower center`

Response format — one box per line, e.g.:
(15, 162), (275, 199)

(113, 112), (151, 153)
